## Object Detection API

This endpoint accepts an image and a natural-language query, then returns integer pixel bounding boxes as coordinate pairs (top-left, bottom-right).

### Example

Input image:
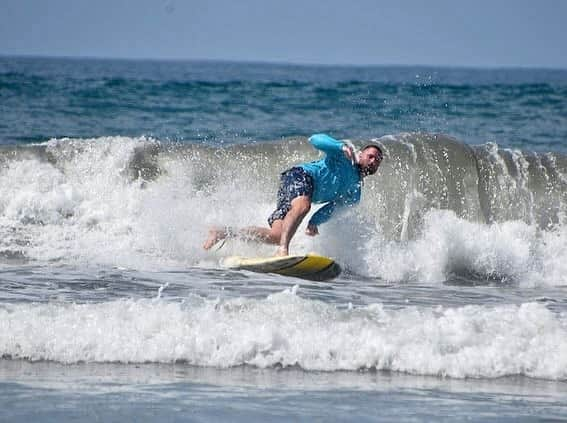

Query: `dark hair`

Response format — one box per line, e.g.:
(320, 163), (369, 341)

(361, 144), (383, 161)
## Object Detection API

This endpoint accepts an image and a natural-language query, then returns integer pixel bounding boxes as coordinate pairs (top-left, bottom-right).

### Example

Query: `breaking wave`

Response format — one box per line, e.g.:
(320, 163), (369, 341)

(0, 134), (566, 285)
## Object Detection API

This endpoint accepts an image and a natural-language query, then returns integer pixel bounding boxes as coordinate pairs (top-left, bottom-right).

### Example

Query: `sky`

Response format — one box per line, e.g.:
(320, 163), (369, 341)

(1, 0), (566, 68)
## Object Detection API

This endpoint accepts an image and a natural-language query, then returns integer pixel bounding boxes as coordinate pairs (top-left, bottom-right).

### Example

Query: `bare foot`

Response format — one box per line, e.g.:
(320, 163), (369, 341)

(275, 246), (289, 257)
(203, 227), (229, 250)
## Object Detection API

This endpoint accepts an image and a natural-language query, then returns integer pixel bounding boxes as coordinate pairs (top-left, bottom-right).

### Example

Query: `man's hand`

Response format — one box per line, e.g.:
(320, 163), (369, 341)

(342, 142), (357, 165)
(306, 224), (319, 236)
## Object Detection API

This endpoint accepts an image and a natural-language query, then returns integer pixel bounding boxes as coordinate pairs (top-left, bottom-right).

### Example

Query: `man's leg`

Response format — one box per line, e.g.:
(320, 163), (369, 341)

(202, 195), (310, 255)
(203, 221), (283, 250)
(276, 195), (311, 256)
(235, 195), (310, 255)
(203, 166), (312, 253)
(238, 220), (282, 244)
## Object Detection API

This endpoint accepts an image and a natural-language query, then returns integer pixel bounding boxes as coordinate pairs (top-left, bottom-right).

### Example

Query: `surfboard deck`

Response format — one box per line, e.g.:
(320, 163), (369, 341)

(222, 253), (341, 281)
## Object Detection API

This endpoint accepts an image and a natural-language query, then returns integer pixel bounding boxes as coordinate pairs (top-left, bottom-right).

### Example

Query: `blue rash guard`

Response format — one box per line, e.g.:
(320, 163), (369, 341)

(299, 134), (362, 227)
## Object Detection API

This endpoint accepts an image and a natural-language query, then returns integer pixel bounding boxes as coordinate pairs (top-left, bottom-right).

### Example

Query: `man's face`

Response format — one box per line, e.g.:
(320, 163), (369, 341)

(358, 147), (382, 176)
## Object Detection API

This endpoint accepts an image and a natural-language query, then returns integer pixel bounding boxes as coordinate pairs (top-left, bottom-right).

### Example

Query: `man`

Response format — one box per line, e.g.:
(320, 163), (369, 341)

(203, 133), (383, 256)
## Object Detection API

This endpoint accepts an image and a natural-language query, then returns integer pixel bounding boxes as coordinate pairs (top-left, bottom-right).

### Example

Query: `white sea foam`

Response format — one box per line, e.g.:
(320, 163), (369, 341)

(360, 210), (544, 284)
(1, 290), (566, 380)
(0, 136), (566, 286)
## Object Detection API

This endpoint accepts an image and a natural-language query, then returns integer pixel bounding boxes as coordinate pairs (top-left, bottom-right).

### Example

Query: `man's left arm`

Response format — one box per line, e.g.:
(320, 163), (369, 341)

(306, 188), (361, 235)
(308, 202), (336, 230)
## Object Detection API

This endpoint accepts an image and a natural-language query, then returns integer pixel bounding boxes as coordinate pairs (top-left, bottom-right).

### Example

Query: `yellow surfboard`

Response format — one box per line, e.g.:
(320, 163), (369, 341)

(223, 253), (341, 281)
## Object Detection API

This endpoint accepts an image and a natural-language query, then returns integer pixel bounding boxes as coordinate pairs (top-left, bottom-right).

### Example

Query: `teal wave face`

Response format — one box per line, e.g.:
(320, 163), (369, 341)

(1, 57), (567, 152)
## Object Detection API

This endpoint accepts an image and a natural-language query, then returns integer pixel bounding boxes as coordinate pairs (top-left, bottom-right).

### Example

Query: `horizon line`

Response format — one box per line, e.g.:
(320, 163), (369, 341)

(1, 52), (566, 72)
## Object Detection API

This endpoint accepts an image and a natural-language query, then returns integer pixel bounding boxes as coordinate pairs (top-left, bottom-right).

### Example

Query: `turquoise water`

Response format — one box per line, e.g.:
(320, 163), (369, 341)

(2, 56), (566, 150)
(1, 56), (567, 421)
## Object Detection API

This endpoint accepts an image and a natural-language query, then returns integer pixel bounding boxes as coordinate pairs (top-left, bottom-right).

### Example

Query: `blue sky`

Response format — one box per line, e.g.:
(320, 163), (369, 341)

(1, 0), (566, 68)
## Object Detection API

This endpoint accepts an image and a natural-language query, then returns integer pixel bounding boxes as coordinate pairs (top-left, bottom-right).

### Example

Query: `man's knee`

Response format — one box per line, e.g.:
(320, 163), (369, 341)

(291, 196), (311, 216)
(269, 221), (283, 243)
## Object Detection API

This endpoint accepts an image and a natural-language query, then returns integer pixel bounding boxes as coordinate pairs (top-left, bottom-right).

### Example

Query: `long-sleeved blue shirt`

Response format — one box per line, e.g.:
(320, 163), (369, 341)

(299, 134), (362, 226)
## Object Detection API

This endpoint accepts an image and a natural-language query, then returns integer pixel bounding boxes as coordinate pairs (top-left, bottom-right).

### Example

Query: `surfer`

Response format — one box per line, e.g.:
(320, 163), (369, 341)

(203, 133), (383, 256)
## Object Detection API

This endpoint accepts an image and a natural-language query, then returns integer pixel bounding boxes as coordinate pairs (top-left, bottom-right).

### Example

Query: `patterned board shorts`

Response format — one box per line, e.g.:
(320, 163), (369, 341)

(267, 167), (314, 227)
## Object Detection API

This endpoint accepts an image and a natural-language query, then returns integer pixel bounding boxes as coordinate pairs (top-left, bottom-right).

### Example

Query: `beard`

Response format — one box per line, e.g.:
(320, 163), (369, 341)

(359, 164), (375, 176)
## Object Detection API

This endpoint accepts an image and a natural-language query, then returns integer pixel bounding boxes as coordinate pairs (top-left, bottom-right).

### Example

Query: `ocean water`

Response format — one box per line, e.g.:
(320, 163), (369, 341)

(1, 56), (567, 421)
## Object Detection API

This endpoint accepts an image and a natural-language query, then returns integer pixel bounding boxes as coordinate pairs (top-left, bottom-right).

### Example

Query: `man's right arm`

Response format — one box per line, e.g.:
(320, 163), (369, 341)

(309, 134), (345, 155)
(310, 134), (356, 163)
